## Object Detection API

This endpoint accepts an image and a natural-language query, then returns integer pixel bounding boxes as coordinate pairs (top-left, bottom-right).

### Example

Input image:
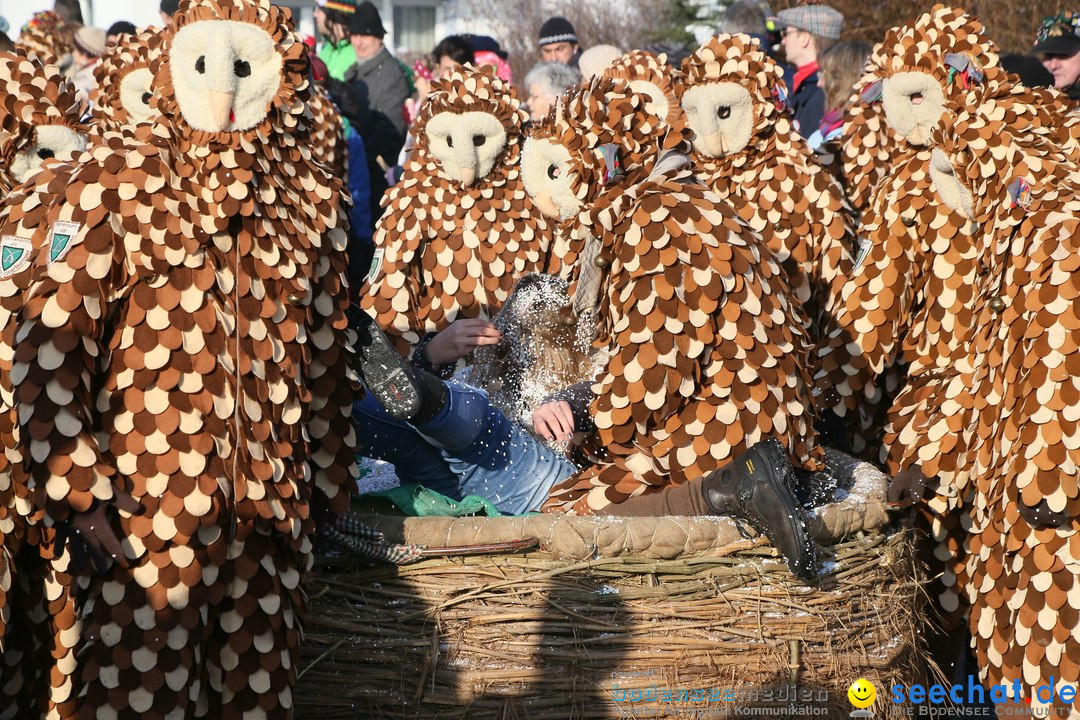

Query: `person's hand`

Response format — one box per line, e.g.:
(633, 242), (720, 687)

(532, 401), (574, 443)
(415, 75), (431, 102)
(423, 319), (501, 365)
(887, 465), (930, 509)
(53, 490), (143, 574)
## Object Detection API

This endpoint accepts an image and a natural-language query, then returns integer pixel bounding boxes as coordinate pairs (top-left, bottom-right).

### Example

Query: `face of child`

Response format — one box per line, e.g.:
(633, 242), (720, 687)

(435, 54), (459, 80)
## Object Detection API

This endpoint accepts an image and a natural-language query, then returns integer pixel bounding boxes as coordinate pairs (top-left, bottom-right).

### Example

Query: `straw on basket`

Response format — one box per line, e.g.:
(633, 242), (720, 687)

(296, 455), (928, 719)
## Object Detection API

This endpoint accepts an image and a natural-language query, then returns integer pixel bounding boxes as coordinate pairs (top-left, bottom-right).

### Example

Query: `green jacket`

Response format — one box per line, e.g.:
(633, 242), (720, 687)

(318, 39), (356, 82)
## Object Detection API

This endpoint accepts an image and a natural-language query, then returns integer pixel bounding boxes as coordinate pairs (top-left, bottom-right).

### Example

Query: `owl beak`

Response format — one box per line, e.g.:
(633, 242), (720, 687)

(457, 165), (477, 186)
(208, 91), (236, 132)
(700, 131), (726, 157)
(533, 191), (561, 219)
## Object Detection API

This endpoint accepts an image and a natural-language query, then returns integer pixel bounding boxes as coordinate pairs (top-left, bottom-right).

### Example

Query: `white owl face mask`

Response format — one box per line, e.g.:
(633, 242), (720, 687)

(882, 71), (947, 146)
(681, 82), (754, 157)
(424, 110), (508, 187)
(521, 137), (579, 220)
(169, 20), (283, 133)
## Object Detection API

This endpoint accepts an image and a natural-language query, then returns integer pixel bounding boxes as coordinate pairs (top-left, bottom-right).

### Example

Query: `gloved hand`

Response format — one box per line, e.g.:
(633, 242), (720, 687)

(309, 489), (336, 540)
(1018, 499), (1071, 528)
(888, 465), (931, 509)
(53, 490), (143, 573)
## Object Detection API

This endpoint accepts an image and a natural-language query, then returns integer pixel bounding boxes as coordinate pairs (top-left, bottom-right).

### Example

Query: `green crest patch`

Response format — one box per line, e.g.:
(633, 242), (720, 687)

(0, 236), (32, 278)
(47, 221), (81, 265)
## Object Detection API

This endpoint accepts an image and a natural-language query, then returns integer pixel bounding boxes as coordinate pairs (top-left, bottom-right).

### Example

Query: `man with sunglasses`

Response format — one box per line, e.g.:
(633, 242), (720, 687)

(1033, 12), (1080, 101)
(776, 3), (843, 138)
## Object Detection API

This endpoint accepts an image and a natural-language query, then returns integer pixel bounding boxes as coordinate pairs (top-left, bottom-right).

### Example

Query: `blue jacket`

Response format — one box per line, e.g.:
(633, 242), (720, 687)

(784, 65), (825, 139)
(346, 125), (376, 293)
(348, 125), (373, 239)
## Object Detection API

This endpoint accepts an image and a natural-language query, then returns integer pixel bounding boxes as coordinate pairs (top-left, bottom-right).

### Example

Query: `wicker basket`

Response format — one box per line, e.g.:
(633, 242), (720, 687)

(295, 457), (927, 719)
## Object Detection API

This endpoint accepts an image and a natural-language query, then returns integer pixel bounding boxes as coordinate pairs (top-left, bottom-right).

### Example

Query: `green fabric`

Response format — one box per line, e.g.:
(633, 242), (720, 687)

(319, 39), (357, 81)
(397, 59), (416, 96)
(364, 484), (504, 518)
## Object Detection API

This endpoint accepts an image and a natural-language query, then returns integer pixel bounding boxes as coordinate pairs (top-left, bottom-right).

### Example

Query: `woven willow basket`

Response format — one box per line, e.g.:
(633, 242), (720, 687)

(296, 460), (924, 719)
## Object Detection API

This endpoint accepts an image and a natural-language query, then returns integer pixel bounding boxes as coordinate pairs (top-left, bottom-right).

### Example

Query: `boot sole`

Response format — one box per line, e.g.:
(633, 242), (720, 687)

(352, 307), (423, 420)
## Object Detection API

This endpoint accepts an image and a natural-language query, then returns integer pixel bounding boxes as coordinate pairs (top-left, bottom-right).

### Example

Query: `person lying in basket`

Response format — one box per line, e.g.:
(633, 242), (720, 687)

(353, 306), (819, 584)
(352, 78), (826, 583)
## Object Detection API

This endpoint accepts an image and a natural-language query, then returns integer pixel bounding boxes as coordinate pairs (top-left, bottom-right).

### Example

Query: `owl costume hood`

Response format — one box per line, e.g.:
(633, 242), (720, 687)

(678, 34), (854, 337)
(521, 79), (822, 514)
(909, 86), (1080, 711)
(0, 53), (86, 198)
(601, 50), (688, 138)
(90, 30), (163, 135)
(870, 5), (1007, 147)
(362, 64), (552, 354)
(15, 11), (68, 67)
(0, 0), (357, 716)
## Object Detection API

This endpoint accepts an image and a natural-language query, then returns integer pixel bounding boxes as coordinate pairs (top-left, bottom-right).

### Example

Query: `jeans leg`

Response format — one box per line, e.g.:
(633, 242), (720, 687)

(353, 392), (465, 498)
(415, 384), (578, 515)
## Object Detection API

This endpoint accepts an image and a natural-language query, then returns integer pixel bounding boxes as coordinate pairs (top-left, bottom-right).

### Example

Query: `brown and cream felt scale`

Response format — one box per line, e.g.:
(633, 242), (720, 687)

(0, 2), (357, 717)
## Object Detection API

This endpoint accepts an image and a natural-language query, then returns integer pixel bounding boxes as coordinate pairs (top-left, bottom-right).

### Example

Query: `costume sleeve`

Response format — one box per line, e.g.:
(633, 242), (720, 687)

(15, 210), (128, 525)
(359, 186), (426, 355)
(813, 177), (923, 419)
(306, 222), (360, 516)
(804, 168), (856, 333)
(545, 182), (822, 515)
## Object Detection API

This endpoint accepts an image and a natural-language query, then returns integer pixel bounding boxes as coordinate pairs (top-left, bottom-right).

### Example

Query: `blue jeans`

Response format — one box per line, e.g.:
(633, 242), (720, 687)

(353, 382), (577, 516)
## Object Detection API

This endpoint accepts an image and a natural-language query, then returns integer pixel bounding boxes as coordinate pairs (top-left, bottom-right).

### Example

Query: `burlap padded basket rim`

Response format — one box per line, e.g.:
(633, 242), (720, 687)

(297, 465), (925, 720)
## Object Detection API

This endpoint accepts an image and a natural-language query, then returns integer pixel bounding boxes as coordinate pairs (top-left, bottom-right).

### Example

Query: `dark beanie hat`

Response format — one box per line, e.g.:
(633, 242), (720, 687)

(325, 0), (386, 37)
(160, 0), (180, 16)
(538, 16), (577, 46)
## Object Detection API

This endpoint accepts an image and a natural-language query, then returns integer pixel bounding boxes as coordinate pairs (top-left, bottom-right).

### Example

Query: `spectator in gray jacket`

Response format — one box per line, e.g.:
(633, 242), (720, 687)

(325, 0), (409, 219)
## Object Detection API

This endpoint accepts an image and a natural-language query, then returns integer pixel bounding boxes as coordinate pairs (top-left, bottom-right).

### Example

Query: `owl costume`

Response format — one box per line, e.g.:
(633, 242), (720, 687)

(89, 30), (163, 136)
(677, 34), (855, 337)
(362, 65), (552, 355)
(522, 78), (822, 515)
(307, 83), (348, 179)
(0, 52), (87, 720)
(913, 85), (1080, 714)
(814, 6), (1080, 625)
(15, 11), (68, 68)
(0, 1), (356, 717)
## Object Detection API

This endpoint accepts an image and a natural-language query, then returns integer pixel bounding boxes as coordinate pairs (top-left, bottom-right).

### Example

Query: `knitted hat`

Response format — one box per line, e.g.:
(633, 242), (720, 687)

(777, 4), (843, 40)
(470, 35), (508, 60)
(160, 0), (180, 17)
(1032, 12), (1080, 56)
(538, 16), (577, 47)
(73, 26), (106, 56)
(325, 0), (386, 37)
